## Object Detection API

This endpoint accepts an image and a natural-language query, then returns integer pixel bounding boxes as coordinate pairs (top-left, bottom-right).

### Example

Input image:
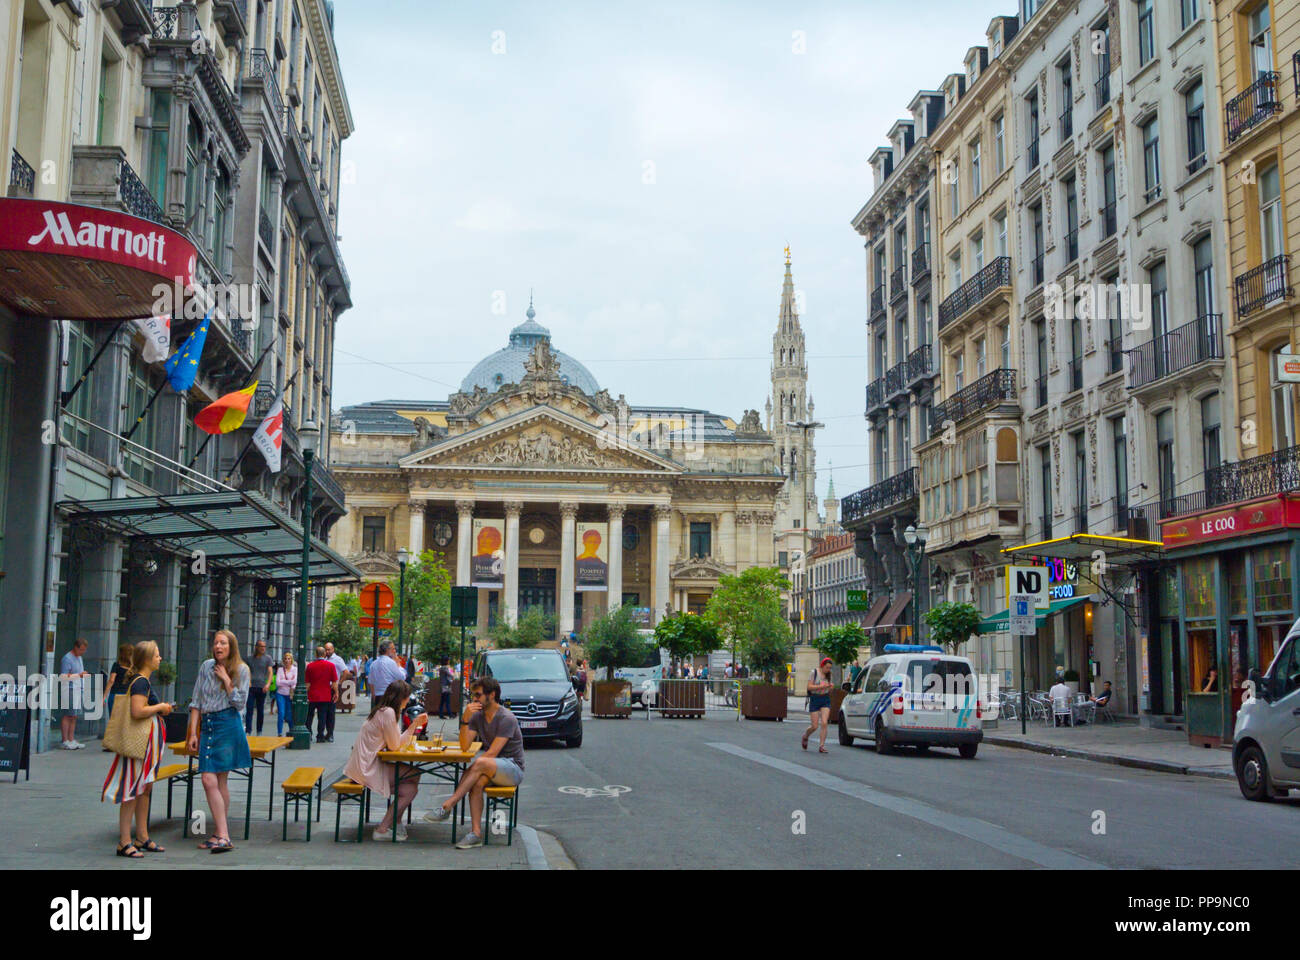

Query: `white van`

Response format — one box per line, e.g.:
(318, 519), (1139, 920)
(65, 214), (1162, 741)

(1233, 615), (1300, 801)
(837, 645), (984, 758)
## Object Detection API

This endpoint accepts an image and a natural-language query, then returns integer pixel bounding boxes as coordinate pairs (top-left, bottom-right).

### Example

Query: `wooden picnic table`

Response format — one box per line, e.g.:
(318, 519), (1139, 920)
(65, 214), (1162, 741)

(377, 740), (481, 844)
(168, 735), (293, 840)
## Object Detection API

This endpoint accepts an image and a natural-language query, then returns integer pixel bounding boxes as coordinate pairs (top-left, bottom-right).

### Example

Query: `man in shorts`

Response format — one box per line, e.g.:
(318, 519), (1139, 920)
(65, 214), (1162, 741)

(423, 676), (524, 848)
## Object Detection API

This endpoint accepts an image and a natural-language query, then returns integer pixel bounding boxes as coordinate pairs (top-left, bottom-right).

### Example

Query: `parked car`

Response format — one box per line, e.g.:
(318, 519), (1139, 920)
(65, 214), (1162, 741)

(837, 644), (983, 758)
(471, 648), (582, 748)
(1233, 617), (1300, 801)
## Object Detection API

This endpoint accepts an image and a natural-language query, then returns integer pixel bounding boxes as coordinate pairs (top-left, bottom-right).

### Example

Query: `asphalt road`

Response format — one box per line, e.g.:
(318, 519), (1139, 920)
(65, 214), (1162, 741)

(519, 707), (1300, 869)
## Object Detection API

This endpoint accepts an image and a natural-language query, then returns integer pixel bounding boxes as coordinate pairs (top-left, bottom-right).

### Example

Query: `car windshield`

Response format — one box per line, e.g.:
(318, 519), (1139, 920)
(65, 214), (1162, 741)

(485, 652), (569, 683)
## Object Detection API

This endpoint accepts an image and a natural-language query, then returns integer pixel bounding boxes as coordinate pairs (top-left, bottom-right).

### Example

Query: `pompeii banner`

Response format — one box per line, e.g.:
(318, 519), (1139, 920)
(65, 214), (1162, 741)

(575, 522), (608, 591)
(472, 518), (505, 589)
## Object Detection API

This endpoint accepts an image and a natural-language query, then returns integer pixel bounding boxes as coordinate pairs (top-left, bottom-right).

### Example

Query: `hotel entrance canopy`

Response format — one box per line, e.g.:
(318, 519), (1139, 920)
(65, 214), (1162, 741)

(58, 491), (362, 583)
(1000, 532), (1164, 568)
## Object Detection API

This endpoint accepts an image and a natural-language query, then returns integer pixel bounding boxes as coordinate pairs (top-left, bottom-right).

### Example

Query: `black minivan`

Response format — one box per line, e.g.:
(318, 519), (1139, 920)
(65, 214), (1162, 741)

(471, 648), (583, 748)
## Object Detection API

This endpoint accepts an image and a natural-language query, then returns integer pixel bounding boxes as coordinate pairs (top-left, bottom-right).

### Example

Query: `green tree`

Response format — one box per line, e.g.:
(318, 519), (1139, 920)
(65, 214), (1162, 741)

(654, 612), (721, 668)
(319, 592), (368, 659)
(744, 605), (795, 683)
(388, 551), (456, 663)
(704, 566), (789, 669)
(582, 604), (651, 681)
(818, 622), (868, 671)
(922, 601), (982, 654)
(489, 607), (554, 649)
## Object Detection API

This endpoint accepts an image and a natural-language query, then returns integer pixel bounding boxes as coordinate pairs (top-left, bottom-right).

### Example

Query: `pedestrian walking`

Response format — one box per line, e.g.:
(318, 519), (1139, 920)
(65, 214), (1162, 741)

(58, 639), (91, 750)
(802, 657), (834, 754)
(244, 639), (274, 735)
(344, 679), (427, 842)
(437, 658), (455, 718)
(368, 641), (404, 698)
(358, 655), (370, 695)
(103, 640), (174, 858)
(274, 653), (297, 737)
(187, 629), (251, 854)
(103, 643), (133, 751)
(575, 660), (589, 703)
(305, 647), (338, 742)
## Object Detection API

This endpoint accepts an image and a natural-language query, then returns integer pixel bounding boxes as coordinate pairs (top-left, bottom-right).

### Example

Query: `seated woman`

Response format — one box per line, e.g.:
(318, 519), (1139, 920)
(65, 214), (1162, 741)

(344, 679), (427, 842)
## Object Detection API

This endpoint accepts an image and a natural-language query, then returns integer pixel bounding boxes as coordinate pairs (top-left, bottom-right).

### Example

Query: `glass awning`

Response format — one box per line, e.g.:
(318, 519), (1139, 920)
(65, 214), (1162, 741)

(58, 490), (362, 583)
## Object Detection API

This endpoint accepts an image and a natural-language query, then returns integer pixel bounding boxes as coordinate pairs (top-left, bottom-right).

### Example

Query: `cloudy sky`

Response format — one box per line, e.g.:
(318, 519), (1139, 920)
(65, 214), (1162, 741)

(330, 0), (1010, 505)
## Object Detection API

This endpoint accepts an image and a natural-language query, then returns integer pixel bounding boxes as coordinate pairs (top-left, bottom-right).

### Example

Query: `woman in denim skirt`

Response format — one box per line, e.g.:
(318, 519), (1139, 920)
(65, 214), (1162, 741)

(186, 629), (251, 853)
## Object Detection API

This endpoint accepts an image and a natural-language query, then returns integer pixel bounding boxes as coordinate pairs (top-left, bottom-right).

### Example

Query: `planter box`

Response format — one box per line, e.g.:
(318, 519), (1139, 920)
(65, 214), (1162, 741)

(828, 688), (847, 720)
(741, 683), (788, 721)
(592, 680), (632, 718)
(657, 679), (705, 718)
(424, 683), (460, 718)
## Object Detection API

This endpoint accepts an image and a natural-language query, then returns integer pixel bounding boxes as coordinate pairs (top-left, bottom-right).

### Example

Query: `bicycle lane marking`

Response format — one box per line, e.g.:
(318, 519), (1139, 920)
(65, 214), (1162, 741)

(707, 742), (1106, 870)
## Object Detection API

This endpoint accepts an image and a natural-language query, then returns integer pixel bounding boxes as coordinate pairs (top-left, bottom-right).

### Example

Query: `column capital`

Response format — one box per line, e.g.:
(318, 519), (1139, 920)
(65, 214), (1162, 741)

(607, 501), (626, 521)
(653, 503), (674, 521)
(505, 500), (524, 519)
(559, 501), (580, 521)
(455, 499), (475, 518)
(408, 500), (426, 515)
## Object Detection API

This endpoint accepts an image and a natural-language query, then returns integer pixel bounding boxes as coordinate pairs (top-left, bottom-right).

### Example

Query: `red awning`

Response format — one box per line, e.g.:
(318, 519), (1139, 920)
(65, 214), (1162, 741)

(0, 198), (197, 320)
(871, 591), (913, 632)
(860, 596), (890, 631)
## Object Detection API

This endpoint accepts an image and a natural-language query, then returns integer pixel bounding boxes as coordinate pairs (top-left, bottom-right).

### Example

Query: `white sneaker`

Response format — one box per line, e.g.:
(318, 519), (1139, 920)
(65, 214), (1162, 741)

(61, 741), (77, 751)
(455, 832), (484, 849)
(373, 826), (408, 842)
(71, 740), (86, 750)
(422, 806), (451, 823)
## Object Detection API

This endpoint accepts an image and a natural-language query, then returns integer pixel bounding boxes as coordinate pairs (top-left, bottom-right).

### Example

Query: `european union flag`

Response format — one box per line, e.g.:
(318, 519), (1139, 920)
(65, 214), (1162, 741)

(164, 313), (210, 393)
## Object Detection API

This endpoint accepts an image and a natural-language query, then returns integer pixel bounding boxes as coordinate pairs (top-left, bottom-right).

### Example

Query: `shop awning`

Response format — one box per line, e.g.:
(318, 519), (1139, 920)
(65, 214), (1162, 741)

(860, 596), (890, 631)
(1001, 533), (1163, 568)
(978, 594), (1094, 634)
(57, 490), (362, 583)
(870, 591), (912, 632)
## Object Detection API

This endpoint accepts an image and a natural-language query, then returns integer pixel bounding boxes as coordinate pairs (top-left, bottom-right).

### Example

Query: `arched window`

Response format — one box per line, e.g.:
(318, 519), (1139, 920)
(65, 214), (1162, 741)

(1271, 344), (1296, 451)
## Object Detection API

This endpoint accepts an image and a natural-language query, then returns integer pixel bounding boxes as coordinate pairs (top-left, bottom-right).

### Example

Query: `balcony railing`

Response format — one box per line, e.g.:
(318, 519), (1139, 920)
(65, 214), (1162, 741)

(912, 243), (930, 283)
(1060, 108), (1073, 140)
(1207, 445), (1300, 508)
(1235, 256), (1293, 317)
(258, 208), (275, 251)
(841, 467), (917, 526)
(1065, 227), (1079, 264)
(866, 380), (884, 412)
(246, 48), (285, 123)
(1027, 135), (1040, 172)
(151, 4), (180, 38)
(1100, 202), (1116, 240)
(1067, 358), (1083, 392)
(1226, 72), (1281, 144)
(311, 459), (346, 509)
(1106, 335), (1123, 375)
(1031, 252), (1044, 287)
(907, 343), (933, 383)
(890, 264), (908, 303)
(1095, 72), (1111, 110)
(119, 157), (163, 223)
(1128, 314), (1223, 390)
(870, 285), (886, 321)
(928, 368), (1017, 439)
(938, 256), (1012, 330)
(885, 361), (907, 397)
(1144, 180), (1163, 204)
(1035, 374), (1047, 409)
(9, 149), (34, 196)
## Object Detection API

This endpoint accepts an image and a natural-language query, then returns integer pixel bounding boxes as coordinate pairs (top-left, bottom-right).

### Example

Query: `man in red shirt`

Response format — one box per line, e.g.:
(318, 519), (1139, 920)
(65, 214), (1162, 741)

(305, 646), (339, 743)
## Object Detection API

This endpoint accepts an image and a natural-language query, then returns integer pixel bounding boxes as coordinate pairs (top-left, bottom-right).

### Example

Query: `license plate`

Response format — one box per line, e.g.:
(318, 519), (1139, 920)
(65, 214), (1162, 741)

(519, 720), (547, 729)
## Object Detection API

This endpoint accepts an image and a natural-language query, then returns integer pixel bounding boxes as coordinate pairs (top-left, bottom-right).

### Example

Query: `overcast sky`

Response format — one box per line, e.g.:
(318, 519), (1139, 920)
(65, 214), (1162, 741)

(329, 0), (1011, 505)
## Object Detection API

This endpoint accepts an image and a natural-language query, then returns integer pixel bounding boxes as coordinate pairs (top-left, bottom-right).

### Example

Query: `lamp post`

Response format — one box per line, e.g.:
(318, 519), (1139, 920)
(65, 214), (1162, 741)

(290, 421), (320, 751)
(785, 419), (824, 646)
(903, 523), (928, 645)
(397, 547), (409, 660)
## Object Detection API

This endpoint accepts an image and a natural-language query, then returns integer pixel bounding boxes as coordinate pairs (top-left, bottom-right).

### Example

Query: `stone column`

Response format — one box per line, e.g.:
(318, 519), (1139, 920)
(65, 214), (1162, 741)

(408, 500), (426, 556)
(559, 503), (579, 635)
(504, 501), (522, 627)
(653, 504), (672, 625)
(455, 499), (474, 587)
(607, 502), (625, 613)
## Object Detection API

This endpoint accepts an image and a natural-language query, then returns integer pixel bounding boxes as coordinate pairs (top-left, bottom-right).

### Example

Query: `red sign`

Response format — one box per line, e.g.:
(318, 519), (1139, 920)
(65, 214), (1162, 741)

(359, 582), (395, 614)
(1162, 495), (1300, 548)
(359, 617), (396, 630)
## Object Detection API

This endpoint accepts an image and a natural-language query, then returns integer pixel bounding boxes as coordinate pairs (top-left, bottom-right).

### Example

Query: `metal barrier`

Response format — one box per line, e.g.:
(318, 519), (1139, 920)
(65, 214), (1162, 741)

(639, 678), (741, 719)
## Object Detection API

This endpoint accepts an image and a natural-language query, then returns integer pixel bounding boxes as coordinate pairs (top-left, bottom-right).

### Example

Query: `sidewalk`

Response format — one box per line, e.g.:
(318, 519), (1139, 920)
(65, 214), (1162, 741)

(786, 695), (1236, 781)
(0, 705), (550, 869)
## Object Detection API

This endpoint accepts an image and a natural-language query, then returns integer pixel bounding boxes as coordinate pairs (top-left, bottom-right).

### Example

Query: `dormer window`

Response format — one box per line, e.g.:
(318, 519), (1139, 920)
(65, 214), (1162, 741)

(991, 30), (1003, 59)
(967, 59), (978, 87)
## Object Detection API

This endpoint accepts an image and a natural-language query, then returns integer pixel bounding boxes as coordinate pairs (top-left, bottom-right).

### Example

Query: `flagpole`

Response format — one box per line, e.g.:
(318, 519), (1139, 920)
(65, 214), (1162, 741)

(62, 320), (126, 409)
(121, 380), (168, 443)
(223, 370), (298, 486)
(185, 341), (278, 471)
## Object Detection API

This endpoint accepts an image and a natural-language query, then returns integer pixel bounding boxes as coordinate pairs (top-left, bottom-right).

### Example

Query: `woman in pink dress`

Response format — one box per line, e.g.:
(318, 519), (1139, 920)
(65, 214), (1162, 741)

(344, 679), (427, 842)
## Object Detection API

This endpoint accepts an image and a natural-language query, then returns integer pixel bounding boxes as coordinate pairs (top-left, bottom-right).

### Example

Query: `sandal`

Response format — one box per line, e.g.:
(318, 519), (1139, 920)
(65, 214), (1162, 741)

(134, 838), (165, 853)
(116, 842), (143, 859)
(818, 746), (828, 754)
(801, 732), (809, 750)
(209, 837), (234, 854)
(197, 837), (225, 850)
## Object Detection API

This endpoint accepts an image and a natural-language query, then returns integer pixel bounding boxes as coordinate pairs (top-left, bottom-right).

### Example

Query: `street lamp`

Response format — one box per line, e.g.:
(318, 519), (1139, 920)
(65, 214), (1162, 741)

(290, 420), (319, 751)
(785, 419), (825, 646)
(397, 547), (409, 661)
(903, 522), (928, 645)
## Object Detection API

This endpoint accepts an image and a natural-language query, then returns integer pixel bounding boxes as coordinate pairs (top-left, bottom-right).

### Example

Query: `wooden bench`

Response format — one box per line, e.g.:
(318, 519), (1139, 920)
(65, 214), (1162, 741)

(331, 778), (371, 843)
(483, 785), (519, 846)
(281, 766), (324, 841)
(157, 763), (192, 820)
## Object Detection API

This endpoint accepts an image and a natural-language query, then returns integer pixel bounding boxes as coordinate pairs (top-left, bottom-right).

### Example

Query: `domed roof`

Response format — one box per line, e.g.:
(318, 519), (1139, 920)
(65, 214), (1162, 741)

(459, 300), (601, 396)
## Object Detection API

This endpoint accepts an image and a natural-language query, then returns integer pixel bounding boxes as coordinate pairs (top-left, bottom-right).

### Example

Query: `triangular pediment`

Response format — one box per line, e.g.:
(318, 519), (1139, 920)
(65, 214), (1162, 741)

(400, 406), (681, 473)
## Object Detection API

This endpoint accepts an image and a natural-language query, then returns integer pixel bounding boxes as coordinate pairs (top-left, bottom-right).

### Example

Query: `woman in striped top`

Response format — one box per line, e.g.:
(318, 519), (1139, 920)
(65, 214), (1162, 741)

(186, 629), (251, 853)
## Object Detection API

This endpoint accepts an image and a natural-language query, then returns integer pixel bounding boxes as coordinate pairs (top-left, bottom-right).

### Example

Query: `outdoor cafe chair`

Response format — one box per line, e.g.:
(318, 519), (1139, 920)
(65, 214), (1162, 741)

(1051, 697), (1074, 728)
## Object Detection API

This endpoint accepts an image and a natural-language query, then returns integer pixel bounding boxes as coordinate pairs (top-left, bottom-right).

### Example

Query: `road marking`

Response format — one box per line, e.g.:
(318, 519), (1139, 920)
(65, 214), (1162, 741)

(558, 785), (632, 798)
(708, 743), (1106, 870)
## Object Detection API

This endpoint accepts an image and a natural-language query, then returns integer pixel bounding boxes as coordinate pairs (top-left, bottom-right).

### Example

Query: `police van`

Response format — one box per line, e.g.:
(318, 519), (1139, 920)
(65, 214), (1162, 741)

(837, 644), (984, 758)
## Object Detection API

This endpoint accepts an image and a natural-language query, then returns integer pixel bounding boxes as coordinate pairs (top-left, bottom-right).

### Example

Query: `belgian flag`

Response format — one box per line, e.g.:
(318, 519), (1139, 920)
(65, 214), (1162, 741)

(194, 381), (258, 435)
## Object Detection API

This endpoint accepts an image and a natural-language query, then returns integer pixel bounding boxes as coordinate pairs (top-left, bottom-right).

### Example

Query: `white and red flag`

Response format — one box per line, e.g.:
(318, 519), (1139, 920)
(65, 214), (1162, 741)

(252, 394), (284, 473)
(133, 314), (171, 363)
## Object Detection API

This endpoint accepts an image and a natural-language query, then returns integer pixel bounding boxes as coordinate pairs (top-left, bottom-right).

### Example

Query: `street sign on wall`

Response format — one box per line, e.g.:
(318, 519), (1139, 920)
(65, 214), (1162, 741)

(1009, 594), (1037, 636)
(846, 590), (870, 612)
(1006, 566), (1050, 610)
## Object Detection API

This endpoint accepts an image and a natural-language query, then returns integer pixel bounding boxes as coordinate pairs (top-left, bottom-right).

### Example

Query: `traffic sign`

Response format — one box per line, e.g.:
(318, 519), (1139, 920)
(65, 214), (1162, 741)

(846, 589), (870, 612)
(1006, 565), (1050, 610)
(1009, 594), (1037, 636)
(359, 617), (395, 630)
(359, 582), (395, 614)
(451, 586), (477, 627)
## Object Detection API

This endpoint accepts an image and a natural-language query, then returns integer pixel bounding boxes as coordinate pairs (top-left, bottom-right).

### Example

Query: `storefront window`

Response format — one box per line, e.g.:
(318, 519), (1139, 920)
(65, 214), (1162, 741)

(1187, 627), (1217, 694)
(1183, 557), (1215, 618)
(1227, 553), (1247, 617)
(1159, 566), (1179, 616)
(1253, 545), (1291, 613)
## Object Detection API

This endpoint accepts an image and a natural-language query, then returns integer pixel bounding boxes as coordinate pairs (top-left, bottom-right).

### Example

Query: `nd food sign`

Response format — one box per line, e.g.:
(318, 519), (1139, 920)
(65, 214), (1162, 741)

(1006, 566), (1050, 610)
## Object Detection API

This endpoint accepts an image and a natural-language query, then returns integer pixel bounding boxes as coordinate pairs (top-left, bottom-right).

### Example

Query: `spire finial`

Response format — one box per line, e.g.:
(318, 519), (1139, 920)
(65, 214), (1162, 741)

(526, 289), (536, 321)
(784, 244), (791, 266)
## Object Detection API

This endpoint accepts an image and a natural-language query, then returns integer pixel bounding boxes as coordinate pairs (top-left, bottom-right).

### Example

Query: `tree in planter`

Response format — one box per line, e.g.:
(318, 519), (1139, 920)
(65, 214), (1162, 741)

(488, 607), (554, 650)
(653, 612), (721, 673)
(922, 601), (982, 654)
(741, 605), (795, 684)
(817, 623), (868, 681)
(388, 551), (455, 664)
(319, 592), (368, 660)
(704, 566), (789, 671)
(581, 604), (651, 682)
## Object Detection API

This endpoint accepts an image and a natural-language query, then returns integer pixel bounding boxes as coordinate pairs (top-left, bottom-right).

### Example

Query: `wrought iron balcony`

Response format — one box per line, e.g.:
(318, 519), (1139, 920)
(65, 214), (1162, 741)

(119, 157), (163, 223)
(1095, 72), (1110, 111)
(866, 380), (884, 412)
(912, 243), (930, 284)
(938, 256), (1012, 331)
(1128, 314), (1223, 390)
(890, 264), (908, 303)
(841, 467), (917, 526)
(245, 48), (284, 123)
(885, 361), (907, 398)
(870, 285), (886, 321)
(1226, 72), (1281, 144)
(927, 368), (1017, 439)
(311, 459), (347, 510)
(907, 343), (933, 383)
(1207, 445), (1300, 508)
(1235, 256), (1293, 317)
(258, 208), (275, 251)
(1099, 202), (1116, 240)
(151, 4), (180, 38)
(9, 149), (34, 196)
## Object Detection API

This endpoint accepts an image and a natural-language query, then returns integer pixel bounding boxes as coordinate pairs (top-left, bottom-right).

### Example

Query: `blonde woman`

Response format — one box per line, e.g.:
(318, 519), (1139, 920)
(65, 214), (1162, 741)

(187, 629), (251, 854)
(102, 641), (174, 857)
(274, 652), (297, 737)
(103, 643), (134, 750)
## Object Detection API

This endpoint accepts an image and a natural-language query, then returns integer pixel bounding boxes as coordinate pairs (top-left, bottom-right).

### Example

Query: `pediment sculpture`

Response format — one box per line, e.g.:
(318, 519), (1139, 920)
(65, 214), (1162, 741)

(735, 408), (765, 437)
(460, 430), (619, 469)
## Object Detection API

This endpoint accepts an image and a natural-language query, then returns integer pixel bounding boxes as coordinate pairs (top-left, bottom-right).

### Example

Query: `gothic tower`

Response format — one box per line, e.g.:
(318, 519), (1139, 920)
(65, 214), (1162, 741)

(769, 249), (818, 563)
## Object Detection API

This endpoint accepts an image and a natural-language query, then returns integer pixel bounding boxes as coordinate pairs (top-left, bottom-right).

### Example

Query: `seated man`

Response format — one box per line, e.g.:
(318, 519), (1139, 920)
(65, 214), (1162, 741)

(1090, 680), (1112, 707)
(1048, 677), (1072, 726)
(423, 677), (524, 848)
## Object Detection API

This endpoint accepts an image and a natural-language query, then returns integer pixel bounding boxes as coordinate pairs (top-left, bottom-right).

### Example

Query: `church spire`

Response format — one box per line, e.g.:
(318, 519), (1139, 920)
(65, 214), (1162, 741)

(779, 247), (800, 332)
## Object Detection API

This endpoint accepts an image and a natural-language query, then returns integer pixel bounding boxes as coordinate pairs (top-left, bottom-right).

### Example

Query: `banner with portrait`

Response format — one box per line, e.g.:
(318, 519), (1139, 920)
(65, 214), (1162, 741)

(471, 518), (505, 589)
(575, 522), (609, 591)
